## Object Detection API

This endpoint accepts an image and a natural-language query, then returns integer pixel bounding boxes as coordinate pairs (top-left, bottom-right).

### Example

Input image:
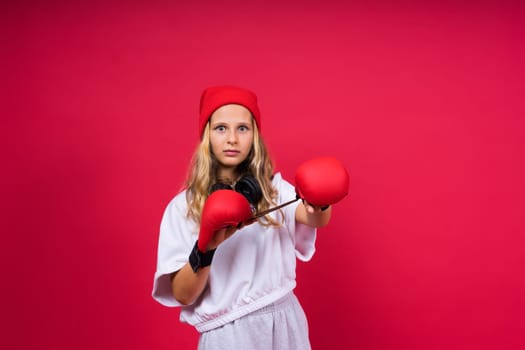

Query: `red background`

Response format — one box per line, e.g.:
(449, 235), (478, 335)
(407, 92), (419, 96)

(2, 1), (524, 349)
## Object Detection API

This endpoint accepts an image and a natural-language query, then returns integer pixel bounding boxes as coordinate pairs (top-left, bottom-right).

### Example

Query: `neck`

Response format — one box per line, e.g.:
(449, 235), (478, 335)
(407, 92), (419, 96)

(216, 166), (237, 183)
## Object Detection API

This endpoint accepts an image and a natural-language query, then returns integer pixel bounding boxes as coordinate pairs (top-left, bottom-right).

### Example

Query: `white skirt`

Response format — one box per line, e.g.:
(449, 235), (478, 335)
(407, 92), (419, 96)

(198, 292), (311, 350)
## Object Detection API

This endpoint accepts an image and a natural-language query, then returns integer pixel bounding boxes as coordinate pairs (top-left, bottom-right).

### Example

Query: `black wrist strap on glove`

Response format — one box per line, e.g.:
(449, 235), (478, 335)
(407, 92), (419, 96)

(189, 240), (216, 273)
(300, 196), (330, 212)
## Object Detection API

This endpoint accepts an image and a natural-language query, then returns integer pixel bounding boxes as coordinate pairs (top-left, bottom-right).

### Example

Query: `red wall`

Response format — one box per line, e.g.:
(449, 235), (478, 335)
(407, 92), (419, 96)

(3, 1), (524, 349)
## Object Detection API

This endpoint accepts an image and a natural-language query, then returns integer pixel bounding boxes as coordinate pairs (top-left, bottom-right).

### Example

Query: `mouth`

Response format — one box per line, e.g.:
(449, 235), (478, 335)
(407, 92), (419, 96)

(223, 150), (240, 156)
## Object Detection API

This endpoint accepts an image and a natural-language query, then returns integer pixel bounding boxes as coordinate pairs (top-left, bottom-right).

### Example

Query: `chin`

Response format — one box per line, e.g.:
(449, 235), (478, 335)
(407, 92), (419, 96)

(219, 159), (242, 168)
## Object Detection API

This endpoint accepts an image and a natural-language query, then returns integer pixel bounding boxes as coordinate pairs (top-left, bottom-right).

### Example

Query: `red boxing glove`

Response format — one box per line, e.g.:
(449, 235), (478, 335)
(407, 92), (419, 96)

(197, 189), (253, 252)
(295, 156), (350, 207)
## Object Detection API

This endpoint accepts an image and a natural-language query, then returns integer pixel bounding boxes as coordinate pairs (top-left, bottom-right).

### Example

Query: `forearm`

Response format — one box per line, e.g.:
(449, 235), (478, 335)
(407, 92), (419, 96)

(171, 263), (210, 305)
(296, 202), (332, 228)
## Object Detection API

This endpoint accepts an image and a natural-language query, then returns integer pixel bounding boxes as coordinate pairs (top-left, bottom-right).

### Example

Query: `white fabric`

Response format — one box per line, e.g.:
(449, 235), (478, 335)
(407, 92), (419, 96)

(152, 173), (317, 332)
(198, 292), (311, 350)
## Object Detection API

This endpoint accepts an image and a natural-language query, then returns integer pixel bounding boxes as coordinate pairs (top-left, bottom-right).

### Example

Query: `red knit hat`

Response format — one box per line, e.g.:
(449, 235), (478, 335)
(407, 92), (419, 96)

(199, 85), (261, 137)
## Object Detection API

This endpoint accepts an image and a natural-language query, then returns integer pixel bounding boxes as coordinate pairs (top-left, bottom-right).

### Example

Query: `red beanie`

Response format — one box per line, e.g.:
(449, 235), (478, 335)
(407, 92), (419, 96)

(199, 85), (261, 137)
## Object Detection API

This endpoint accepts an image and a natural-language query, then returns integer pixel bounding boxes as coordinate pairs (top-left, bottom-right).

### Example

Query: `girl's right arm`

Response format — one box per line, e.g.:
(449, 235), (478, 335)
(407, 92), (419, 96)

(170, 226), (235, 305)
(170, 263), (210, 306)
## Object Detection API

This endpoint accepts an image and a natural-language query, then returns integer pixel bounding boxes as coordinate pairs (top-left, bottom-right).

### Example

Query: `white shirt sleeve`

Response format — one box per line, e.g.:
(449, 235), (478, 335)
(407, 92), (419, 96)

(273, 173), (317, 261)
(152, 192), (197, 307)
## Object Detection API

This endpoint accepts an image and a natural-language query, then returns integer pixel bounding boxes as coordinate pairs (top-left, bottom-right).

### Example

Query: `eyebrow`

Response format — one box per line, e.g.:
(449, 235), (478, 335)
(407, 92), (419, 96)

(211, 120), (251, 126)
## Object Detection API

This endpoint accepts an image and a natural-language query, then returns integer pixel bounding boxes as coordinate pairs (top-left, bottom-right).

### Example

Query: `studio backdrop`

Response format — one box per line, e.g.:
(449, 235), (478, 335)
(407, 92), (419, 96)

(2, 1), (524, 349)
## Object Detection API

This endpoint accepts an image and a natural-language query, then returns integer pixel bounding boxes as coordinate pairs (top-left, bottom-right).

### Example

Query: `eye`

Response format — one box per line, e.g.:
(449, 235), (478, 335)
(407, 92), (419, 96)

(214, 125), (226, 132)
(238, 125), (250, 132)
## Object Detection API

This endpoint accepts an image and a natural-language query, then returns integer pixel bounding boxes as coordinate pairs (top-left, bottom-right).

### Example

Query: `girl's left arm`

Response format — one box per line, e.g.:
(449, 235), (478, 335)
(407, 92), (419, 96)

(295, 201), (332, 228)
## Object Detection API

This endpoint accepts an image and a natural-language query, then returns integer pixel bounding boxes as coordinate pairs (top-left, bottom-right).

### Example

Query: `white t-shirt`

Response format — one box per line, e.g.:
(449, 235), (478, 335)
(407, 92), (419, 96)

(152, 173), (317, 332)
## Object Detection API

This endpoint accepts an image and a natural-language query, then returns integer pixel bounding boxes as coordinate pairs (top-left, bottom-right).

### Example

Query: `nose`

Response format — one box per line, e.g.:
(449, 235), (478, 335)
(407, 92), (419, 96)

(227, 130), (238, 144)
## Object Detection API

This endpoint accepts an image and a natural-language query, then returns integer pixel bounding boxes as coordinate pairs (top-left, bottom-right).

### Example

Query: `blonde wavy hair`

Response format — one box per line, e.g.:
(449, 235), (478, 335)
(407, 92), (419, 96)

(185, 120), (281, 229)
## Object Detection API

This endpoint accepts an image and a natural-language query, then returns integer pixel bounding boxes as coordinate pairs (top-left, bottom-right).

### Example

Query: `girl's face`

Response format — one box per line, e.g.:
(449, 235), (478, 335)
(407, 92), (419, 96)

(209, 104), (254, 176)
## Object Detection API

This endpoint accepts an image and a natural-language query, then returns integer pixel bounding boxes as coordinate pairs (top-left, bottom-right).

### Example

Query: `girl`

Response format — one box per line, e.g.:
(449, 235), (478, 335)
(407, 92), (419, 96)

(152, 85), (337, 349)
